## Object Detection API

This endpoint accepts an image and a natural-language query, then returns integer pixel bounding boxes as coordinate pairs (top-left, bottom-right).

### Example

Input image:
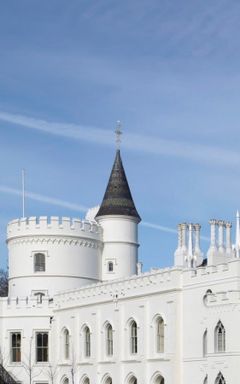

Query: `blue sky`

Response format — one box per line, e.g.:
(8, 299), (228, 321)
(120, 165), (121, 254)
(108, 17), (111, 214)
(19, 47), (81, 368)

(0, 0), (240, 271)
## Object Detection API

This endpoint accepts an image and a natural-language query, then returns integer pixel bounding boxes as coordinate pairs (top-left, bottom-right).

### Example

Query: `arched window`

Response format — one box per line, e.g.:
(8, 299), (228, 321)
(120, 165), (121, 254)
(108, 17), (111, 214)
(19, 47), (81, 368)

(203, 375), (208, 384)
(154, 375), (164, 384)
(215, 372), (226, 384)
(104, 377), (112, 384)
(130, 320), (138, 354)
(34, 253), (45, 272)
(63, 329), (70, 359)
(203, 329), (207, 356)
(84, 326), (91, 357)
(156, 316), (164, 353)
(129, 377), (137, 384)
(63, 378), (69, 384)
(215, 321), (225, 352)
(83, 378), (90, 384)
(106, 323), (113, 356)
(108, 262), (114, 272)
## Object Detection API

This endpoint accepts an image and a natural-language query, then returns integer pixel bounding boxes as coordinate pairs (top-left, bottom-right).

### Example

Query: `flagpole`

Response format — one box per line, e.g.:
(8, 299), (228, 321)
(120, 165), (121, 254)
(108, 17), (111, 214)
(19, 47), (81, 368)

(22, 169), (25, 218)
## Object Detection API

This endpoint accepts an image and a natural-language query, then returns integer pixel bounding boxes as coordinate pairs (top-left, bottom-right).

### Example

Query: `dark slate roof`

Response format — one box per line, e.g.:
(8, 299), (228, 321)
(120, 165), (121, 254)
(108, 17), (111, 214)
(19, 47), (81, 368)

(95, 150), (141, 221)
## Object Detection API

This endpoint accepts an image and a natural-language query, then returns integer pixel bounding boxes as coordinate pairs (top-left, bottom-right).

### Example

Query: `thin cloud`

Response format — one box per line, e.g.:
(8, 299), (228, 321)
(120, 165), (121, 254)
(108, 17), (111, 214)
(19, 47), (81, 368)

(0, 186), (88, 214)
(142, 221), (209, 242)
(0, 185), (209, 242)
(142, 221), (177, 234)
(0, 111), (239, 167)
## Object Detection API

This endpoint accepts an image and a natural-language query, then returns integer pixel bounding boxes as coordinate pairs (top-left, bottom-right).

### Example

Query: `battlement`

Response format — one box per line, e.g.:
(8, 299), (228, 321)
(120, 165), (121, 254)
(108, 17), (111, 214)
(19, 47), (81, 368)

(54, 266), (183, 309)
(7, 216), (103, 241)
(0, 295), (55, 311)
(205, 289), (240, 307)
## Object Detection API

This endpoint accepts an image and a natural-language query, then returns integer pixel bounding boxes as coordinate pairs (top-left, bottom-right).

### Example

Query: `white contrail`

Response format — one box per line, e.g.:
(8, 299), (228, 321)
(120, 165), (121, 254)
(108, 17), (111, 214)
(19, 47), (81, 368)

(142, 220), (209, 242)
(0, 186), (88, 213)
(141, 221), (177, 234)
(0, 111), (239, 166)
(0, 185), (209, 241)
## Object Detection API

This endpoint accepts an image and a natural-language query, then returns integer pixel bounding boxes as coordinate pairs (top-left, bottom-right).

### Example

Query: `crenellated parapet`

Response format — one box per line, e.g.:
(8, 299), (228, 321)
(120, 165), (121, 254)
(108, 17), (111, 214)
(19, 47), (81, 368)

(204, 290), (240, 307)
(7, 216), (103, 242)
(54, 266), (183, 309)
(3, 295), (55, 310)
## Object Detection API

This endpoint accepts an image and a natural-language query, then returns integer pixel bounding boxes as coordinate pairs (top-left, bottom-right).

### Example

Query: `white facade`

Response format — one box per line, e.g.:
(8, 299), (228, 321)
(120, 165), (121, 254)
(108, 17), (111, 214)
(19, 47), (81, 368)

(0, 150), (239, 384)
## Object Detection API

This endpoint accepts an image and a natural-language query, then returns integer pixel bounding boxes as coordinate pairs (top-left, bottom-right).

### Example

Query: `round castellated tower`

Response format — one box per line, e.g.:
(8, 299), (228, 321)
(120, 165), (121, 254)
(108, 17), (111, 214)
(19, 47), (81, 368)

(95, 149), (141, 281)
(7, 216), (103, 298)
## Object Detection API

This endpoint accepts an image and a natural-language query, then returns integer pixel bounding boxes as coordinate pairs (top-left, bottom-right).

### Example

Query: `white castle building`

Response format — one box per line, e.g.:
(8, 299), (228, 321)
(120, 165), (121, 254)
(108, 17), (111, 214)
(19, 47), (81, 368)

(0, 147), (239, 384)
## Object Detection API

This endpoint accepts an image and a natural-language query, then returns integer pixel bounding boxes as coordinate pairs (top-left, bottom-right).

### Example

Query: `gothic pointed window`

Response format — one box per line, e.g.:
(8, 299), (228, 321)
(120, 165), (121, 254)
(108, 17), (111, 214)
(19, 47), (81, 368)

(84, 326), (91, 357)
(83, 377), (90, 384)
(203, 329), (207, 356)
(63, 329), (70, 359)
(156, 316), (164, 353)
(130, 320), (138, 354)
(215, 372), (226, 384)
(154, 375), (165, 384)
(203, 375), (208, 384)
(129, 377), (137, 384)
(215, 321), (225, 352)
(106, 323), (113, 356)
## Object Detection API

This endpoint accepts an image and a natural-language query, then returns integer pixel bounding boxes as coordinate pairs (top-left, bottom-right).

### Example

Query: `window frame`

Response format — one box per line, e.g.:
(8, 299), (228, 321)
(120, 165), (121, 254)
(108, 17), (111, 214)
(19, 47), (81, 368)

(106, 323), (113, 357)
(84, 326), (91, 358)
(215, 321), (225, 353)
(215, 372), (226, 384)
(36, 332), (48, 363)
(34, 252), (46, 273)
(63, 328), (70, 360)
(108, 262), (114, 272)
(156, 316), (164, 353)
(10, 332), (21, 363)
(130, 320), (138, 355)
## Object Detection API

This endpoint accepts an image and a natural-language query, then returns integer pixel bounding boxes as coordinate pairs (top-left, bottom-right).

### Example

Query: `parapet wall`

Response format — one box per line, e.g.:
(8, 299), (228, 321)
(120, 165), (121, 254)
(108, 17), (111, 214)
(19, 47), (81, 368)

(54, 266), (183, 309)
(7, 216), (103, 242)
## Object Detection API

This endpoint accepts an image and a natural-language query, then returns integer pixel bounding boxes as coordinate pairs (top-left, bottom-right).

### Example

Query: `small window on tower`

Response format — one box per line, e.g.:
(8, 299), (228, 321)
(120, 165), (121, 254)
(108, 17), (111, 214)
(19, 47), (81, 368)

(34, 253), (46, 272)
(108, 262), (114, 272)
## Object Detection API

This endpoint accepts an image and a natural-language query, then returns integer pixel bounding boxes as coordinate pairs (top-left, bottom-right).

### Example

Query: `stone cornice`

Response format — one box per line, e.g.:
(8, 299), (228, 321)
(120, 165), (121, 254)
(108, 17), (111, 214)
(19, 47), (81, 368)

(8, 235), (103, 249)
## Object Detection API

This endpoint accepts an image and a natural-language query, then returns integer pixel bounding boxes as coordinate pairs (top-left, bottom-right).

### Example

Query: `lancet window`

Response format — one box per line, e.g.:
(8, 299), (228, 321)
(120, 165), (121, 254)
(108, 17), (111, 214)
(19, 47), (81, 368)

(215, 321), (225, 352)
(130, 320), (138, 354)
(156, 316), (164, 353)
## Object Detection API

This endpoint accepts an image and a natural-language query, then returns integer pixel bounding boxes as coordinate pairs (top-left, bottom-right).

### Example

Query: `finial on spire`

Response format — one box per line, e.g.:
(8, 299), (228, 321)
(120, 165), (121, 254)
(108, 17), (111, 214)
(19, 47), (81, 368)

(115, 120), (122, 149)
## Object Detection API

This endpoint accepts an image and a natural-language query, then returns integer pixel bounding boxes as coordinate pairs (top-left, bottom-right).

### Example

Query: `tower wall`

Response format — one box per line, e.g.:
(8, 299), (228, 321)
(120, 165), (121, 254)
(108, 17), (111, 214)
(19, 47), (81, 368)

(7, 216), (103, 297)
(97, 215), (139, 281)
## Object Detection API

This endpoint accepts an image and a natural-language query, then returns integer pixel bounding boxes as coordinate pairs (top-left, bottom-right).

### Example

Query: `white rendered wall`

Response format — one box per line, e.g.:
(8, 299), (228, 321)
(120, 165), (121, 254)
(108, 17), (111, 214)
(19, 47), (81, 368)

(7, 217), (103, 297)
(96, 215), (139, 281)
(0, 295), (53, 383)
(2, 258), (240, 383)
(182, 260), (240, 384)
(52, 267), (182, 384)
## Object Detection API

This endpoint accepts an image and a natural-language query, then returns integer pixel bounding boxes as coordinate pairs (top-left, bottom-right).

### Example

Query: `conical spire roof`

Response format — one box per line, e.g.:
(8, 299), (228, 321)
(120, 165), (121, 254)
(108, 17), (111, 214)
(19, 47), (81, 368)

(95, 150), (141, 222)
